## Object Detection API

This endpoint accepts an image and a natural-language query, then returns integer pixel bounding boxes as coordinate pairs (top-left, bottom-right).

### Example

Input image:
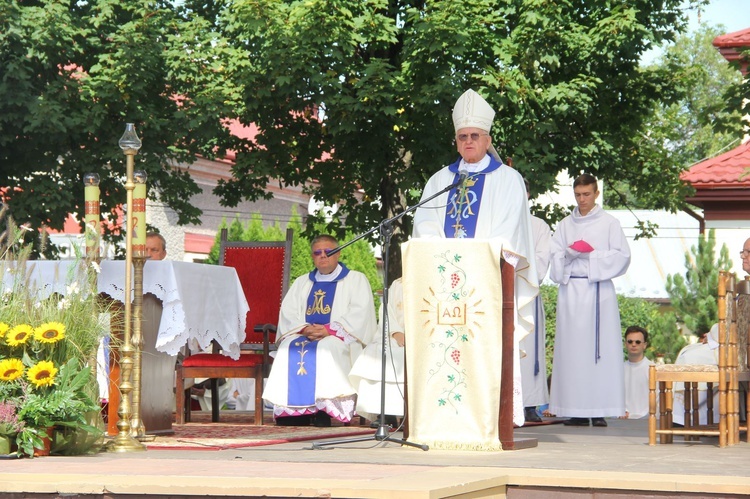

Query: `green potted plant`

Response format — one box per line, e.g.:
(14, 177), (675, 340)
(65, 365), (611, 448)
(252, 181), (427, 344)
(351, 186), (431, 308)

(0, 210), (108, 457)
(0, 401), (23, 454)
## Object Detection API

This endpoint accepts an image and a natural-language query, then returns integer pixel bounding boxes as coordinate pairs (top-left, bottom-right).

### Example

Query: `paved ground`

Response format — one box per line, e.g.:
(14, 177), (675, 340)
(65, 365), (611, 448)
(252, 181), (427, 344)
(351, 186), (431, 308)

(1, 418), (749, 498)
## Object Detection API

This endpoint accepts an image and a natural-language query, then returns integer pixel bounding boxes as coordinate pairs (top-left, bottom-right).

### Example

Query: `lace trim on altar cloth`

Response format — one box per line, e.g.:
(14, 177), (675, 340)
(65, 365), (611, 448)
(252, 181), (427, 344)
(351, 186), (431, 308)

(272, 395), (357, 423)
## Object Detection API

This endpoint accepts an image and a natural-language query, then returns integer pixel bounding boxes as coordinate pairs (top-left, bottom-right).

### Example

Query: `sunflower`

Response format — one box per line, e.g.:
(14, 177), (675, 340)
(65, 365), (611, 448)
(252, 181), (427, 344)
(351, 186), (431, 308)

(34, 322), (66, 344)
(0, 322), (9, 339)
(6, 324), (33, 346)
(27, 360), (58, 388)
(0, 358), (24, 381)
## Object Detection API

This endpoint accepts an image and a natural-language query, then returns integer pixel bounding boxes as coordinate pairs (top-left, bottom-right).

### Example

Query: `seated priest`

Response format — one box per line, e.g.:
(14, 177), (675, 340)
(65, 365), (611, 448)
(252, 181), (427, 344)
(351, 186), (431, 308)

(262, 234), (377, 427)
(349, 277), (406, 426)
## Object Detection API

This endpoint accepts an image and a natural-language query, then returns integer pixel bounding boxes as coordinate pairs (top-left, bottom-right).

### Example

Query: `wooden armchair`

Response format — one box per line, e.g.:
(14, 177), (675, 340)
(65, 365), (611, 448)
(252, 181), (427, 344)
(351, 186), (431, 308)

(175, 228), (292, 425)
(648, 271), (750, 446)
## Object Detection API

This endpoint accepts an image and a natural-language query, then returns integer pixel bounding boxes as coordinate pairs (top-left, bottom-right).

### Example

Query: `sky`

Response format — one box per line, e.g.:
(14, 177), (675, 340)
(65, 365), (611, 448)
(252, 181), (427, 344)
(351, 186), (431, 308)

(690, 0), (750, 33)
(640, 0), (750, 64)
(688, 0), (750, 34)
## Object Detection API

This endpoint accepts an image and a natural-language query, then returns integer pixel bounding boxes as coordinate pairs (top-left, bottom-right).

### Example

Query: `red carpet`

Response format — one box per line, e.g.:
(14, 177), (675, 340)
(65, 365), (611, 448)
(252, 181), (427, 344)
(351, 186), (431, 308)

(146, 413), (375, 451)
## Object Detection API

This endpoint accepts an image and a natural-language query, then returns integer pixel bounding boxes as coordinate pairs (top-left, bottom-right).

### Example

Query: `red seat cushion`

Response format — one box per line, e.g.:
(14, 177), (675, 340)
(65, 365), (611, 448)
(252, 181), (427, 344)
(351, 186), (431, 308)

(182, 353), (264, 368)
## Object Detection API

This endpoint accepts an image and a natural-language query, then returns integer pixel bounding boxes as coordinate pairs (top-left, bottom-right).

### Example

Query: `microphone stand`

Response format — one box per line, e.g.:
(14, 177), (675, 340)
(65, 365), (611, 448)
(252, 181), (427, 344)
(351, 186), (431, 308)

(312, 174), (464, 451)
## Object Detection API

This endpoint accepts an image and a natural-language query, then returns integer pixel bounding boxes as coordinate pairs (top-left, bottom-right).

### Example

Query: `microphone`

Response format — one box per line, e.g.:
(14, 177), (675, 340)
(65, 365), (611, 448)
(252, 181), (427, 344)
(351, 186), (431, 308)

(457, 167), (468, 185)
(450, 167), (468, 189)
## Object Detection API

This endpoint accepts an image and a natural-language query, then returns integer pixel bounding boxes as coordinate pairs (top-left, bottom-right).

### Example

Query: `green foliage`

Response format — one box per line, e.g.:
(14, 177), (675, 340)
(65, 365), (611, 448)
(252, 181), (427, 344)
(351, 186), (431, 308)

(540, 285), (558, 377)
(665, 229), (732, 338)
(211, 0), (714, 282)
(608, 25), (746, 211)
(6, 0), (743, 276)
(648, 310), (686, 364)
(204, 211), (382, 305)
(0, 0), (245, 256)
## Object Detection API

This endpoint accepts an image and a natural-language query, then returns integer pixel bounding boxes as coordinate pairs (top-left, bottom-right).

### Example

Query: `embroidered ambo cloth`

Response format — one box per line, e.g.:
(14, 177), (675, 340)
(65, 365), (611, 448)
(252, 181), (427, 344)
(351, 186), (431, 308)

(402, 239), (504, 450)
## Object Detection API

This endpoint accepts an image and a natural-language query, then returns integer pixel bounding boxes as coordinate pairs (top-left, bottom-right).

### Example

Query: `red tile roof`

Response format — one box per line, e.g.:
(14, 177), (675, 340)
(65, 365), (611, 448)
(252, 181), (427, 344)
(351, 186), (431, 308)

(713, 27), (750, 48)
(713, 28), (750, 75)
(680, 140), (750, 187)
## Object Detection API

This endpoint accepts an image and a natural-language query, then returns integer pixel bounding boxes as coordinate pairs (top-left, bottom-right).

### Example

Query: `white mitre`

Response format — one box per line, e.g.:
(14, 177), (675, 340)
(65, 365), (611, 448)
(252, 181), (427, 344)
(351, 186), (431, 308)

(452, 89), (495, 132)
(452, 89), (501, 161)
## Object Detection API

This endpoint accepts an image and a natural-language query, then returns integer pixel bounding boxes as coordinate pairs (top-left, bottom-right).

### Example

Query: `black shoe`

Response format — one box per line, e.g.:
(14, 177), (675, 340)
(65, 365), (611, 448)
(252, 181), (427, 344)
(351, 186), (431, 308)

(563, 417), (590, 426)
(524, 407), (543, 423)
(275, 415), (311, 426)
(591, 417), (608, 427)
(313, 411), (332, 427)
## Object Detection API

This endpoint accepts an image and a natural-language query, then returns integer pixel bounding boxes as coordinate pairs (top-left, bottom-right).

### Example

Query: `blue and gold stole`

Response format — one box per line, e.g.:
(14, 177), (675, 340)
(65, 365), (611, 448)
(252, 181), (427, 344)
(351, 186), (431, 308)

(287, 264), (351, 406)
(443, 156), (503, 238)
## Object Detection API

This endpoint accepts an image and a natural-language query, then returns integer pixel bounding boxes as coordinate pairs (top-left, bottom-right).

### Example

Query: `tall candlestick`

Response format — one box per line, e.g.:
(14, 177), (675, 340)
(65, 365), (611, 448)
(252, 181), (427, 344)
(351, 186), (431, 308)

(132, 170), (147, 256)
(108, 123), (146, 453)
(83, 173), (100, 259)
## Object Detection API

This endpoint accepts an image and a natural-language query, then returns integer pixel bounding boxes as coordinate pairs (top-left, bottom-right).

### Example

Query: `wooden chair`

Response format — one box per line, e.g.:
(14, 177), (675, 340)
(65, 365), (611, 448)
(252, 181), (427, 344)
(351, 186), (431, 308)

(648, 271), (750, 446)
(175, 228), (292, 425)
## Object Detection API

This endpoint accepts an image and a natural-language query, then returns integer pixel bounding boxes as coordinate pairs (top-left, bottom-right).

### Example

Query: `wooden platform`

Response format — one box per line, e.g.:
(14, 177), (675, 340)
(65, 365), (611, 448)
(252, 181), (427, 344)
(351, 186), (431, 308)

(1, 417), (748, 498)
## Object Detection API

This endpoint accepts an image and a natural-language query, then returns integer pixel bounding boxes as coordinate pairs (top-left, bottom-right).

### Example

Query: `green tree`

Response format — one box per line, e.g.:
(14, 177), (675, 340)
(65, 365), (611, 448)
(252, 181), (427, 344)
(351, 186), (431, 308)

(212, 0), (712, 284)
(0, 0), (243, 256)
(6, 0), (737, 278)
(647, 310), (685, 364)
(608, 24), (746, 211)
(665, 229), (732, 338)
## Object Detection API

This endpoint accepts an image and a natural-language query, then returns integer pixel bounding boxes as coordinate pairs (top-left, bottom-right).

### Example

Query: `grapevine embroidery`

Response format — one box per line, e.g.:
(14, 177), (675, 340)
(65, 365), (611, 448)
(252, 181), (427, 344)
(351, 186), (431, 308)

(429, 250), (470, 412)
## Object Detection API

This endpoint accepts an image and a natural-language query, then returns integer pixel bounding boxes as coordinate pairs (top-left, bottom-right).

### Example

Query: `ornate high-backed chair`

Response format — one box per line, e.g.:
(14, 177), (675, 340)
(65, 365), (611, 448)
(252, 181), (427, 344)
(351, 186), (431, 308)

(175, 228), (292, 425)
(648, 271), (750, 446)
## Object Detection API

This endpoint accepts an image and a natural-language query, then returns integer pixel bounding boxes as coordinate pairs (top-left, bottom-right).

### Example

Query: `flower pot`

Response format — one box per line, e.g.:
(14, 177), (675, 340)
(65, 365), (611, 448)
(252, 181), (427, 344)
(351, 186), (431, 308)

(0, 435), (12, 455)
(32, 427), (55, 457)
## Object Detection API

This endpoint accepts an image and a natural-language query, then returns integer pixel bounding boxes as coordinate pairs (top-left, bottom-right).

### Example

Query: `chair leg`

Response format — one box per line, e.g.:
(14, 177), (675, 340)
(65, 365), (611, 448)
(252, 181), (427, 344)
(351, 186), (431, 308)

(210, 378), (221, 422)
(665, 382), (674, 444)
(649, 366), (656, 446)
(254, 368), (264, 425)
(175, 368), (187, 425)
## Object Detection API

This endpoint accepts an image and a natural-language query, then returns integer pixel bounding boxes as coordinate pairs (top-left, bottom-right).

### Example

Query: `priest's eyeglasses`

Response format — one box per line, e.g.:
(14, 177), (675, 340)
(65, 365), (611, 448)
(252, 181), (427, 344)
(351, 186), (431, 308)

(456, 132), (488, 142)
(740, 250), (750, 258)
(313, 249), (330, 257)
(626, 340), (643, 345)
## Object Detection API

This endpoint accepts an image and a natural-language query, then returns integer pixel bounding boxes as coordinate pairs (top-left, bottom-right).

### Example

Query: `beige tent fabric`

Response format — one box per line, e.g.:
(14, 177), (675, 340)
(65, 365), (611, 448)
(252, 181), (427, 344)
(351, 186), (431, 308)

(402, 239), (505, 450)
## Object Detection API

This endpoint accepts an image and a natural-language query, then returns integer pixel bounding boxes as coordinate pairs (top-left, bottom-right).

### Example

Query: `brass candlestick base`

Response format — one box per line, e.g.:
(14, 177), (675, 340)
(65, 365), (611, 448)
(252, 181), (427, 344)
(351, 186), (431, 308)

(129, 254), (146, 439)
(106, 343), (146, 452)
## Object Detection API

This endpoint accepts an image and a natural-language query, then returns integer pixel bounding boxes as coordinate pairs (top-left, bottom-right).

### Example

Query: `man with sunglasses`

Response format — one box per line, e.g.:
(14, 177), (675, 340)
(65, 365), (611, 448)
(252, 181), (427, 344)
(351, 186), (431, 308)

(263, 235), (377, 427)
(411, 89), (538, 426)
(622, 326), (653, 419)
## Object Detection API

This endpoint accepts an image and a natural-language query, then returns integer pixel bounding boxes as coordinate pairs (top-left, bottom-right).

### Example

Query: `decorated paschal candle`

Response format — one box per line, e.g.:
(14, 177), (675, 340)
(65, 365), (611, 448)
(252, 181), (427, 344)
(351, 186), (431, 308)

(83, 173), (100, 258)
(132, 170), (148, 254)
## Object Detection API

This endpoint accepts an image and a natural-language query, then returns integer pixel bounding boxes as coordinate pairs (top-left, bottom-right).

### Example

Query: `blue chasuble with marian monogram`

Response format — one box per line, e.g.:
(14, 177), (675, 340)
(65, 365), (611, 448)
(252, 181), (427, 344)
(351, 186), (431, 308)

(443, 155), (503, 238)
(287, 264), (351, 406)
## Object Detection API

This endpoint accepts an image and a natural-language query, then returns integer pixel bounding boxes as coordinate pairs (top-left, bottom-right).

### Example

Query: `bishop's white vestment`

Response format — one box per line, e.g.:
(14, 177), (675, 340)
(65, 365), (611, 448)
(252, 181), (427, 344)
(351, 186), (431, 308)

(262, 264), (377, 422)
(412, 154), (539, 426)
(549, 205), (630, 418)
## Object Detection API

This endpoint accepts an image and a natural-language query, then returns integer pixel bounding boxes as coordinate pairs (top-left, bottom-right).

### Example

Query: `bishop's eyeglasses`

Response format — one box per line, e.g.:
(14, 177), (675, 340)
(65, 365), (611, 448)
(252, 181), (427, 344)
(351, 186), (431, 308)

(456, 132), (488, 143)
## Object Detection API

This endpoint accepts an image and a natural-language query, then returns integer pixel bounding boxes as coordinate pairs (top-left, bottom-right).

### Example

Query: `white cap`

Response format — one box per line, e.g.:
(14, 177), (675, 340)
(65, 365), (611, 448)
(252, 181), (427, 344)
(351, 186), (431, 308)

(452, 89), (495, 133)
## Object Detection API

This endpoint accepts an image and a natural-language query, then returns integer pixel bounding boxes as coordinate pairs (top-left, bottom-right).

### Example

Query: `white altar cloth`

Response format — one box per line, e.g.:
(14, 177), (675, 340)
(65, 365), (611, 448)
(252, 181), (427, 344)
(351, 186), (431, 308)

(4, 260), (248, 359)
